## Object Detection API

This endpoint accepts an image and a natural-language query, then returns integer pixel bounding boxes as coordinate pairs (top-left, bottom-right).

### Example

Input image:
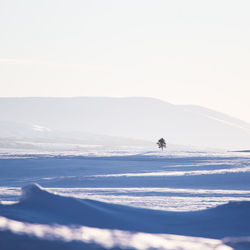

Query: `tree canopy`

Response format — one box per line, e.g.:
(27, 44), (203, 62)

(157, 138), (166, 150)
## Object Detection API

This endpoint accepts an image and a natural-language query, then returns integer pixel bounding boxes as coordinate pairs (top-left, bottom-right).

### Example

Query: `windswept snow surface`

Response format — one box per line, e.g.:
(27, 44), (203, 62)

(0, 215), (231, 250)
(0, 150), (250, 249)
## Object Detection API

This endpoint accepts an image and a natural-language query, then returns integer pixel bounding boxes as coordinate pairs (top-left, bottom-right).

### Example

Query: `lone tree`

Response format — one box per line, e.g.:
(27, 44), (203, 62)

(157, 138), (166, 150)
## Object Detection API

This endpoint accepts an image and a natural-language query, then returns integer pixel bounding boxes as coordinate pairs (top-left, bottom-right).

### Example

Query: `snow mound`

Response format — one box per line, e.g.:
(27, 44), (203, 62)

(1, 184), (250, 249)
(21, 183), (45, 200)
(0, 184), (246, 240)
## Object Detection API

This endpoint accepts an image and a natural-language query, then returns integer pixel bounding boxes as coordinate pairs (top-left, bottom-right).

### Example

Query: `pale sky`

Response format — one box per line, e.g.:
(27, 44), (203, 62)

(1, 0), (250, 123)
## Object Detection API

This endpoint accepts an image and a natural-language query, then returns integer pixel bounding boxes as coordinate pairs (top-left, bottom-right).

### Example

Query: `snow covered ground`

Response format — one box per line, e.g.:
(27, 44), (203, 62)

(0, 149), (250, 249)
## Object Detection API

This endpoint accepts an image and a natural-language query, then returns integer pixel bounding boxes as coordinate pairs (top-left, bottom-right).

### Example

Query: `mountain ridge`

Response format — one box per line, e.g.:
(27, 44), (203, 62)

(0, 97), (249, 149)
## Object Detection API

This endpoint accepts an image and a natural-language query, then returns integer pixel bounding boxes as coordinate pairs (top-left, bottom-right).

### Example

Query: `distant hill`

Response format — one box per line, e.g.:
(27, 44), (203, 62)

(0, 97), (250, 149)
(0, 120), (152, 150)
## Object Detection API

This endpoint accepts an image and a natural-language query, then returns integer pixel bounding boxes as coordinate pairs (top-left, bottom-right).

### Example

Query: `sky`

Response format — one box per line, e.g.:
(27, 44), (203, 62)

(0, 0), (250, 123)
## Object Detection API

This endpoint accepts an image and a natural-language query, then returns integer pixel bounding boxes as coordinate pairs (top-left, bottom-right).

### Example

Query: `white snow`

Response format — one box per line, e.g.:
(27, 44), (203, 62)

(0, 215), (231, 250)
(32, 124), (51, 132)
(92, 166), (250, 177)
(0, 150), (250, 249)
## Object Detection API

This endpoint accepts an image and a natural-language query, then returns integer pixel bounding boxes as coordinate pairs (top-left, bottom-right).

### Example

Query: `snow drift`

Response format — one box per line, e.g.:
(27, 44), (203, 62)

(1, 184), (245, 250)
(0, 185), (250, 237)
(0, 152), (250, 249)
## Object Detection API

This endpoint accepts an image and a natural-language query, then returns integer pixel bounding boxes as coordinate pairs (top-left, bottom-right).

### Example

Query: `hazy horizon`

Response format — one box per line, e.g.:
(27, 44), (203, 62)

(1, 95), (250, 126)
(0, 96), (250, 150)
(1, 0), (250, 123)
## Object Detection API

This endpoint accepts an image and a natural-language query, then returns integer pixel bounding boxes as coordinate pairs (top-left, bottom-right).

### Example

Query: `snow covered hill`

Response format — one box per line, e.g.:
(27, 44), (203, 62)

(0, 97), (250, 149)
(0, 120), (153, 150)
(0, 121), (52, 138)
